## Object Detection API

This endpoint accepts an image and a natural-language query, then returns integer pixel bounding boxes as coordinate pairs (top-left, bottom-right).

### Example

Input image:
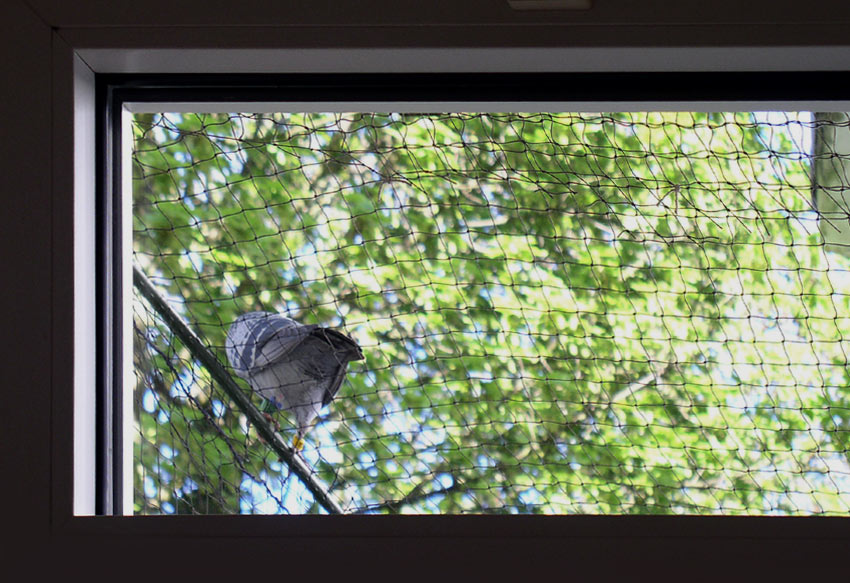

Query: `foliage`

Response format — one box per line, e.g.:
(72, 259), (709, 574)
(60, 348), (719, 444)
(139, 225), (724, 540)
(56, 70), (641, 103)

(131, 111), (850, 514)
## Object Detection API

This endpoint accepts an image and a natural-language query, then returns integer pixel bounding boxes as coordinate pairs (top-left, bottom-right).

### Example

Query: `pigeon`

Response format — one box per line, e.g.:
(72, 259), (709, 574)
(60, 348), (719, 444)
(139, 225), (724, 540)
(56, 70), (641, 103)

(225, 311), (363, 451)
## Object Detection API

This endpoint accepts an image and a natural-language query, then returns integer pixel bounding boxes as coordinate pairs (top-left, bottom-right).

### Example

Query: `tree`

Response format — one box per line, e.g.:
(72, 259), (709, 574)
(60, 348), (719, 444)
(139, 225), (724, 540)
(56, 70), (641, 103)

(131, 110), (850, 515)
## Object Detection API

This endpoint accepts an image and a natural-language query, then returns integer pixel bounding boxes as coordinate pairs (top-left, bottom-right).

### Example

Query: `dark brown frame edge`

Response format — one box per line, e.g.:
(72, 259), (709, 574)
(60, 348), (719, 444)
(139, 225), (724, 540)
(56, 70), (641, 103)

(59, 70), (850, 573)
(3, 2), (843, 575)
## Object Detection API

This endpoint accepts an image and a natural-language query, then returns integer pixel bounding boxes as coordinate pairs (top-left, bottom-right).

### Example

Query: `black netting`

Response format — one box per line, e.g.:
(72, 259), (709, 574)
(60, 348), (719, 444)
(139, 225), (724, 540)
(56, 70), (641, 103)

(131, 111), (850, 515)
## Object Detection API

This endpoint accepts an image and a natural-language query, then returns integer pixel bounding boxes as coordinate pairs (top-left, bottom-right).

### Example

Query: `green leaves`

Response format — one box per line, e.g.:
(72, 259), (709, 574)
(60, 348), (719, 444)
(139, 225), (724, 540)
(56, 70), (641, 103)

(132, 111), (850, 516)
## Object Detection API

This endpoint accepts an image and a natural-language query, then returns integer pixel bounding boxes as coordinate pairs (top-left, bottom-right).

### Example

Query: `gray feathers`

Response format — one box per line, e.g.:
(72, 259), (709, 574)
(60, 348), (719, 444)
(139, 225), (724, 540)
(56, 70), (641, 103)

(225, 311), (363, 444)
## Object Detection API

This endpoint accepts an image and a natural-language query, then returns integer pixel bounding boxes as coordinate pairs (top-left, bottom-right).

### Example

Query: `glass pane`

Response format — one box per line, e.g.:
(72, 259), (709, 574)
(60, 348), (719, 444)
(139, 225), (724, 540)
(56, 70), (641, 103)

(131, 111), (850, 515)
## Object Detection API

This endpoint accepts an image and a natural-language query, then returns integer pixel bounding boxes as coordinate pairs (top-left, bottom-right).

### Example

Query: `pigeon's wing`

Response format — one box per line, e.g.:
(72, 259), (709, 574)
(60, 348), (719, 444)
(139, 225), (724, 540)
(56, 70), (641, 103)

(226, 311), (315, 378)
(226, 312), (270, 379)
(252, 322), (317, 370)
(306, 328), (364, 406)
(321, 365), (349, 407)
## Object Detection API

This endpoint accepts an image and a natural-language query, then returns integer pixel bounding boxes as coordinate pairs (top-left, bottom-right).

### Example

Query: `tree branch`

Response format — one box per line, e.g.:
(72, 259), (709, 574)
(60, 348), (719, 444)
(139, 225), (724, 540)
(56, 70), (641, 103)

(133, 264), (345, 515)
(351, 478), (463, 514)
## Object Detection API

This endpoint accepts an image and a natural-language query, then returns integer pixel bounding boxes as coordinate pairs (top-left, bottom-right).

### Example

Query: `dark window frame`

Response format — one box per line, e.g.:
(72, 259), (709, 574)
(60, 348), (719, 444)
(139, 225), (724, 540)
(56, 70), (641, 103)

(92, 71), (850, 568)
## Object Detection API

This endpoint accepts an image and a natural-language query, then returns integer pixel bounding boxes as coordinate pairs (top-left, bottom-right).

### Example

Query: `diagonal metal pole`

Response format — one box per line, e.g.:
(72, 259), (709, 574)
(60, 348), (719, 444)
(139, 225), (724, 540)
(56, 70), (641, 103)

(133, 264), (345, 514)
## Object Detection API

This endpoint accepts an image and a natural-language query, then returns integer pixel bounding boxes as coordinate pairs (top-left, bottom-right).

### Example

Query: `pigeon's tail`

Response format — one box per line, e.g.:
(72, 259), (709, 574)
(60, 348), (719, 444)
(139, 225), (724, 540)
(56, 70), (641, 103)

(313, 327), (364, 362)
(308, 327), (364, 407)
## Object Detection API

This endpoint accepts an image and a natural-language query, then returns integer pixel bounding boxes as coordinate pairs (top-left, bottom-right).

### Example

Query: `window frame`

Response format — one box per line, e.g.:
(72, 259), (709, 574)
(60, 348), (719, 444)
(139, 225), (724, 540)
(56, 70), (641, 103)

(50, 44), (850, 574)
(105, 69), (850, 513)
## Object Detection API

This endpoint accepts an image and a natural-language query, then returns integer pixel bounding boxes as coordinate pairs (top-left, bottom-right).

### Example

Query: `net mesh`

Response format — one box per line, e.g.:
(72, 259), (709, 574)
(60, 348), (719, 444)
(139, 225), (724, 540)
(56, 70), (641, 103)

(131, 111), (850, 515)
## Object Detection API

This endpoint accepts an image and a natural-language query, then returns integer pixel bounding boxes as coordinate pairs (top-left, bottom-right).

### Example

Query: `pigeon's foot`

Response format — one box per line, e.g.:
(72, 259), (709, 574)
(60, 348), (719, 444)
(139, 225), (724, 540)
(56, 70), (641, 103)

(292, 434), (305, 451)
(262, 412), (281, 432)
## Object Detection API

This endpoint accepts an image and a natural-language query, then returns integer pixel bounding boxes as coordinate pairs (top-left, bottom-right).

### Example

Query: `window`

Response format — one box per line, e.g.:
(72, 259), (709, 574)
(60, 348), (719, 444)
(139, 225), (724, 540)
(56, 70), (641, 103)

(1, 10), (834, 566)
(104, 74), (850, 517)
